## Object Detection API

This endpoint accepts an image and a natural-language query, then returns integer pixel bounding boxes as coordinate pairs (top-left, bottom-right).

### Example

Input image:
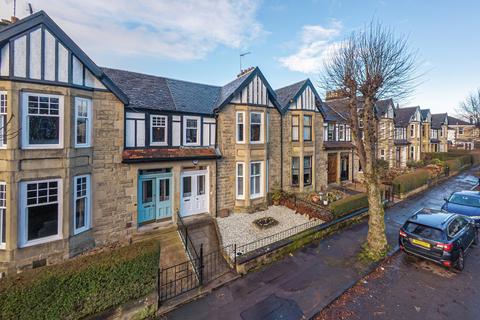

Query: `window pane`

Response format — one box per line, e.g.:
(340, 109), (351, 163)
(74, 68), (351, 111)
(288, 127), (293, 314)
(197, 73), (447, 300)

(1, 208), (5, 244)
(197, 175), (205, 195)
(251, 124), (261, 142)
(158, 179), (170, 202)
(251, 113), (261, 124)
(27, 203), (58, 241)
(292, 157), (300, 186)
(76, 118), (87, 144)
(183, 176), (192, 197)
(29, 116), (59, 145)
(142, 180), (153, 203)
(75, 198), (86, 229)
(186, 128), (197, 143)
(152, 126), (166, 143)
(237, 177), (244, 196)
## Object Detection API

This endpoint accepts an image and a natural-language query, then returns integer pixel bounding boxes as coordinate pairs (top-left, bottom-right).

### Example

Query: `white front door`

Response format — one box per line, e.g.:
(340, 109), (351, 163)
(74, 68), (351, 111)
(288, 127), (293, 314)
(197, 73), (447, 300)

(181, 170), (209, 217)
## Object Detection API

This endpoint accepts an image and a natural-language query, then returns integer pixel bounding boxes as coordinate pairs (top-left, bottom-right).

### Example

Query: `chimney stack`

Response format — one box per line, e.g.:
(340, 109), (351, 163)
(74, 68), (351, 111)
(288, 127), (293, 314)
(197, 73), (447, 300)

(325, 89), (348, 101)
(10, 16), (19, 23)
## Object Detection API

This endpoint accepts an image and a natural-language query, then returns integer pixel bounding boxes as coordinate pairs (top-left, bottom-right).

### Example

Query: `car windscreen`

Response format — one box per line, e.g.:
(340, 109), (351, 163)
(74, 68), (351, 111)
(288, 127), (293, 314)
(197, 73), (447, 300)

(449, 194), (480, 208)
(404, 222), (444, 241)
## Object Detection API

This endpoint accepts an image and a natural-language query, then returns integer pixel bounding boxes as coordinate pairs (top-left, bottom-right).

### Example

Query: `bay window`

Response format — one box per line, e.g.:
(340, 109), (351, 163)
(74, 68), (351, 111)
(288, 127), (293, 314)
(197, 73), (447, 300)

(304, 156), (312, 186)
(74, 97), (92, 147)
(236, 112), (245, 143)
(250, 112), (263, 143)
(303, 115), (312, 141)
(0, 92), (6, 148)
(74, 175), (91, 235)
(22, 93), (64, 149)
(150, 115), (168, 146)
(183, 116), (200, 145)
(291, 157), (300, 186)
(20, 179), (62, 247)
(236, 162), (245, 199)
(291, 115), (299, 141)
(250, 161), (263, 198)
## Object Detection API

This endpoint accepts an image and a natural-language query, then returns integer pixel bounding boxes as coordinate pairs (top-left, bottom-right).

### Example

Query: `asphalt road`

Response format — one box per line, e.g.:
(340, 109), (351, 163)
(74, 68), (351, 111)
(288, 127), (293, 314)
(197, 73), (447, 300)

(165, 168), (479, 320)
(316, 248), (480, 320)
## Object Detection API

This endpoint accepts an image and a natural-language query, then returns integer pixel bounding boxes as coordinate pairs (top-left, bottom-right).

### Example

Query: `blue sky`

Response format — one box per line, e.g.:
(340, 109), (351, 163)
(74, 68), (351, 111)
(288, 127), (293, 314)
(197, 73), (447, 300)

(1, 0), (479, 114)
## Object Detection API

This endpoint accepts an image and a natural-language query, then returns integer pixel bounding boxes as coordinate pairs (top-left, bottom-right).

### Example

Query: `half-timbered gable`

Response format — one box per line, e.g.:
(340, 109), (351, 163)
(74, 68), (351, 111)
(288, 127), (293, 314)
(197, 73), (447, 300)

(0, 11), (127, 102)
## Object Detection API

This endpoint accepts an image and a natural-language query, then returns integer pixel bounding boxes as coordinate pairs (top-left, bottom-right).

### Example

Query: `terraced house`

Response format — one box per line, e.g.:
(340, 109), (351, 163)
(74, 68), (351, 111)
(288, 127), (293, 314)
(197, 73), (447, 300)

(420, 109), (432, 153)
(275, 79), (326, 193)
(394, 106), (422, 163)
(431, 113), (449, 152)
(447, 116), (476, 150)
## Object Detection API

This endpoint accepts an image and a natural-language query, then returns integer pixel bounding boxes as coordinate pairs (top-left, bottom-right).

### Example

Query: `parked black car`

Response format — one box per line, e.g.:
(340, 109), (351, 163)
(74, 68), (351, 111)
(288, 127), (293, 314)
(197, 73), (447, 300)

(441, 191), (480, 226)
(399, 208), (478, 270)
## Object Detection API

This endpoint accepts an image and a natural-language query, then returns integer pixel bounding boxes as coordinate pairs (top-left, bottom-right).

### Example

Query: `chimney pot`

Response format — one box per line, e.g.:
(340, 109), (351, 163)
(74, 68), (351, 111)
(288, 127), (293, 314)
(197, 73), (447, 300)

(10, 16), (19, 24)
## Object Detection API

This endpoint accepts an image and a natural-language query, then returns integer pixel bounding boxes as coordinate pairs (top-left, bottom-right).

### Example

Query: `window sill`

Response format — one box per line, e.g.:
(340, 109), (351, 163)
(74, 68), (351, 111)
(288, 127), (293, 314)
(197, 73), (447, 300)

(73, 227), (91, 236)
(22, 145), (64, 150)
(250, 194), (263, 200)
(20, 234), (62, 248)
(150, 142), (168, 147)
(75, 144), (92, 148)
(0, 243), (5, 250)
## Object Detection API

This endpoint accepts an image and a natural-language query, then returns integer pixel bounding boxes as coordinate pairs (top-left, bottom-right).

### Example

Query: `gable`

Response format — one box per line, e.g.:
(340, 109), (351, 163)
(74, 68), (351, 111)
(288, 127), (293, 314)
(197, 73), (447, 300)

(289, 83), (316, 111)
(0, 25), (105, 90)
(0, 11), (128, 104)
(230, 73), (275, 107)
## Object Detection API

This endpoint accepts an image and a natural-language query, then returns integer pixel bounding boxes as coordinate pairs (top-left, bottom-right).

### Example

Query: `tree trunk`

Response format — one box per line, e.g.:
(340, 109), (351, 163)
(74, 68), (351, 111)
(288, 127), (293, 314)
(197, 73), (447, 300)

(364, 175), (388, 259)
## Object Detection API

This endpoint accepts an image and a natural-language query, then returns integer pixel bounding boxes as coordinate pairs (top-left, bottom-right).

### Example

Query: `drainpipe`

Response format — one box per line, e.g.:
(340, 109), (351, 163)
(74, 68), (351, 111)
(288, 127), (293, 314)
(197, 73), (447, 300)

(214, 112), (219, 218)
(280, 113), (284, 190)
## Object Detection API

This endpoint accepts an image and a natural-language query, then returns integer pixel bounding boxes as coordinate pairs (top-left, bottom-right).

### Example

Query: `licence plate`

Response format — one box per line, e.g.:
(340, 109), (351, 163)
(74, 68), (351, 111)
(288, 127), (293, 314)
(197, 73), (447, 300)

(411, 239), (431, 249)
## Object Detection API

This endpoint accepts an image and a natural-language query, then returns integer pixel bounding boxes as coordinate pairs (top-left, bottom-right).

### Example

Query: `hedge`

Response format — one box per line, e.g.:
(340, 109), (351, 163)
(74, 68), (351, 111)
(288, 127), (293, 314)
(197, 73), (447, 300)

(329, 193), (368, 217)
(444, 155), (472, 172)
(393, 169), (430, 194)
(0, 240), (160, 320)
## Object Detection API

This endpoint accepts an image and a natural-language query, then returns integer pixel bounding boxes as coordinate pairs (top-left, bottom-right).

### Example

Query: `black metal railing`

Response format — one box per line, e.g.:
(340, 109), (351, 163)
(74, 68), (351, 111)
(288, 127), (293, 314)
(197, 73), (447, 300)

(176, 210), (200, 276)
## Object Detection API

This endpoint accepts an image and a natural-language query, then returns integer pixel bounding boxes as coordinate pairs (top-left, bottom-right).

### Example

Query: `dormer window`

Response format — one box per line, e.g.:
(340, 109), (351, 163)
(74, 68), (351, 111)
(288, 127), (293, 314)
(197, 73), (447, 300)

(183, 116), (200, 146)
(150, 115), (168, 146)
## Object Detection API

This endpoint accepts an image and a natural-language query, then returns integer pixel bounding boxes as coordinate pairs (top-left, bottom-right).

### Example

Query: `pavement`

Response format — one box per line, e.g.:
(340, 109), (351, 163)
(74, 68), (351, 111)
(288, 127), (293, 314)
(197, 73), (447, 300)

(163, 168), (479, 320)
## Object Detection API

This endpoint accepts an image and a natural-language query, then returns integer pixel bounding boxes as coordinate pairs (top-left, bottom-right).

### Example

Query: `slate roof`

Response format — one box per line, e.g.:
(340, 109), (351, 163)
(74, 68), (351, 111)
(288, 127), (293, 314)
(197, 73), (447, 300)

(275, 80), (308, 111)
(420, 109), (431, 122)
(103, 67), (280, 115)
(321, 100), (349, 123)
(394, 106), (419, 127)
(448, 116), (471, 126)
(375, 98), (394, 117)
(431, 113), (448, 129)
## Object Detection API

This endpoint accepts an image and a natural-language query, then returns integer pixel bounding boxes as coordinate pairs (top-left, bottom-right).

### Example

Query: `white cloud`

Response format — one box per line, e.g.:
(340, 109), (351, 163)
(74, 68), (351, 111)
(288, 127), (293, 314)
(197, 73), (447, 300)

(278, 20), (342, 74)
(0, 0), (265, 60)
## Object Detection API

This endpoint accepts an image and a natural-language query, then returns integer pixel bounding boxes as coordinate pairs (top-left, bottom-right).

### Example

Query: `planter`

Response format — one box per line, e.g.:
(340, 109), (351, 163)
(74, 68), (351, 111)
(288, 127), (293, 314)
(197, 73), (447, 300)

(253, 217), (279, 230)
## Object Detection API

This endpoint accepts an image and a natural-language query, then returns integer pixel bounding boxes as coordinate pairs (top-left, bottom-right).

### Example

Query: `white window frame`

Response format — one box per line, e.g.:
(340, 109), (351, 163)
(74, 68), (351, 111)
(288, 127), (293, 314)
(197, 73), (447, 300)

(0, 182), (5, 249)
(183, 116), (201, 146)
(250, 161), (263, 199)
(236, 162), (245, 200)
(236, 111), (245, 144)
(19, 178), (63, 247)
(74, 97), (92, 148)
(73, 175), (91, 235)
(150, 114), (168, 146)
(249, 112), (264, 144)
(459, 127), (464, 135)
(126, 112), (146, 147)
(21, 92), (64, 149)
(0, 91), (7, 149)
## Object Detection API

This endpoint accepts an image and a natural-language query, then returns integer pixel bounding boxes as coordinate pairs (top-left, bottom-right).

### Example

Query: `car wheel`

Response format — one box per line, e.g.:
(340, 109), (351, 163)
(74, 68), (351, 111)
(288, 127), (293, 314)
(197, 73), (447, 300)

(456, 249), (465, 271)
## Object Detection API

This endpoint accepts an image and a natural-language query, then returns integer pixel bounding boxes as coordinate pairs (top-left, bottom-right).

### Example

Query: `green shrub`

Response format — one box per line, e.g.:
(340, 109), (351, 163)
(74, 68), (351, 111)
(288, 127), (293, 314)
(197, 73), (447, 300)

(0, 240), (160, 320)
(406, 160), (424, 168)
(445, 155), (472, 172)
(329, 193), (368, 217)
(393, 169), (430, 194)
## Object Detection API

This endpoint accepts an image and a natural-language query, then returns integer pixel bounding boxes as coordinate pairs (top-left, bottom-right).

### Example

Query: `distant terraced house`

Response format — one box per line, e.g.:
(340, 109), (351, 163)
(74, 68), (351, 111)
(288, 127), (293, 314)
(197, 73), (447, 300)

(447, 116), (477, 150)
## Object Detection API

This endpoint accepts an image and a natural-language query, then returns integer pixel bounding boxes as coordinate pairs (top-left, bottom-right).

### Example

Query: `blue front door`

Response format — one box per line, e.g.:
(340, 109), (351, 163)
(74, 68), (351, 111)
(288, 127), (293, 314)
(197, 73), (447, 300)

(138, 172), (172, 224)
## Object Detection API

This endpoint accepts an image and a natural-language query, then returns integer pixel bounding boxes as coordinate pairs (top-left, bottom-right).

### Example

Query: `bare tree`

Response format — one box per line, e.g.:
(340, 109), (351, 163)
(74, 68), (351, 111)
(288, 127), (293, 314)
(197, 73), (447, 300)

(457, 88), (480, 125)
(0, 114), (20, 144)
(321, 22), (418, 260)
